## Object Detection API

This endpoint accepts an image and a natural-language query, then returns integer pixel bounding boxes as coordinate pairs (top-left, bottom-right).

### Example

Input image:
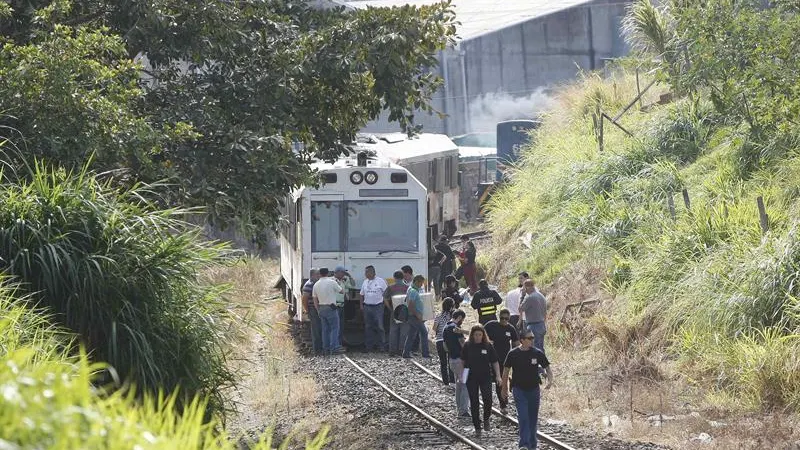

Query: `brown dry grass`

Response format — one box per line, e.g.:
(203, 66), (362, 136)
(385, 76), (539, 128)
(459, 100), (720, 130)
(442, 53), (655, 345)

(529, 262), (800, 450)
(203, 258), (318, 435)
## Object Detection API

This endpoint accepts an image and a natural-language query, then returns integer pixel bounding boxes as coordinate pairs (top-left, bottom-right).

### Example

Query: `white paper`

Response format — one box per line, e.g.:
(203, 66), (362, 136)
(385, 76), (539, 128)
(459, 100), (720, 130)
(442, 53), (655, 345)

(461, 368), (470, 384)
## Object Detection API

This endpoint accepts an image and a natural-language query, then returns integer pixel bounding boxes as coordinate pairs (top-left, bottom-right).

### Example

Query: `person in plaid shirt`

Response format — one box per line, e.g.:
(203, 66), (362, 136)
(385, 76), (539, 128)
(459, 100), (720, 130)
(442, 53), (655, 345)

(431, 297), (456, 385)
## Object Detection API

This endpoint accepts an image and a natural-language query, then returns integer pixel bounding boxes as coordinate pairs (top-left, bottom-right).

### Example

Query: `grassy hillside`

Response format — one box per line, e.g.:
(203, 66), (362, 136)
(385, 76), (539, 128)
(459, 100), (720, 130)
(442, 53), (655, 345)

(487, 67), (800, 410)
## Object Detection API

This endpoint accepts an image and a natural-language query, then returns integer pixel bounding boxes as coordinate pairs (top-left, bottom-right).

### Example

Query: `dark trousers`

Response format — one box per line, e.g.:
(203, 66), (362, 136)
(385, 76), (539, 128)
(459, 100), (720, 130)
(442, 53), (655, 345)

(466, 377), (492, 430)
(436, 341), (455, 384)
(429, 266), (442, 298)
(510, 314), (521, 331)
(307, 306), (323, 354)
(478, 314), (497, 326)
(493, 356), (509, 408)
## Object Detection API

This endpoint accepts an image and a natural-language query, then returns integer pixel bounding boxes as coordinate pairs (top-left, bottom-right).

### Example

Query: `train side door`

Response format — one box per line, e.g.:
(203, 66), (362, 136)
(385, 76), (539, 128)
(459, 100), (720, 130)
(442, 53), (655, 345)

(309, 194), (345, 270)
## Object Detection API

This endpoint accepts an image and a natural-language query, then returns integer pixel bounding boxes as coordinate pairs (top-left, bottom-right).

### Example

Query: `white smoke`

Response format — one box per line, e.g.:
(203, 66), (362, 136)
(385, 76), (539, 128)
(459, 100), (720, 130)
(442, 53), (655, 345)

(467, 88), (555, 133)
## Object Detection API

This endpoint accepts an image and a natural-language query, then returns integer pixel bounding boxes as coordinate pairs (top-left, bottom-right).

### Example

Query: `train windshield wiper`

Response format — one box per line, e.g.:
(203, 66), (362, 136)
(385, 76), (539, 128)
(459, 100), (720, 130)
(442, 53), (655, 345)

(377, 249), (417, 255)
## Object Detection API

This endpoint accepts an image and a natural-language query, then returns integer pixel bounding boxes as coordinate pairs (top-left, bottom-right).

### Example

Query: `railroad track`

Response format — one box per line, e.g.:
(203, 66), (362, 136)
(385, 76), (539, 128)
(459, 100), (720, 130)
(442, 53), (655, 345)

(344, 355), (577, 450)
(344, 356), (483, 450)
(410, 360), (576, 450)
(450, 229), (490, 245)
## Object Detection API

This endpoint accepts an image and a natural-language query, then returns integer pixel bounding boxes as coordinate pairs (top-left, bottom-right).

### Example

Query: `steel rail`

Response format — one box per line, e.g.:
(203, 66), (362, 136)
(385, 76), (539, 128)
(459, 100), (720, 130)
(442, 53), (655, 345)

(344, 356), (487, 450)
(449, 230), (490, 246)
(451, 230), (489, 241)
(410, 360), (577, 450)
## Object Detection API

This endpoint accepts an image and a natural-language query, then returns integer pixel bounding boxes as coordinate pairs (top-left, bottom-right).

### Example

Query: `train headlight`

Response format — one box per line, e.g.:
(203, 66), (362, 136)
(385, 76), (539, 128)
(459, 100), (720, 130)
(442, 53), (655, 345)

(350, 171), (364, 184)
(365, 171), (379, 185)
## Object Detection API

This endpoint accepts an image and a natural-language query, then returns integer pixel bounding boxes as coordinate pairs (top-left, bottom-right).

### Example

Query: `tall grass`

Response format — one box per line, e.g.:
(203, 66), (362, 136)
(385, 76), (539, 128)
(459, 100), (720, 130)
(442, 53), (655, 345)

(0, 280), (328, 449)
(486, 67), (800, 410)
(0, 160), (235, 414)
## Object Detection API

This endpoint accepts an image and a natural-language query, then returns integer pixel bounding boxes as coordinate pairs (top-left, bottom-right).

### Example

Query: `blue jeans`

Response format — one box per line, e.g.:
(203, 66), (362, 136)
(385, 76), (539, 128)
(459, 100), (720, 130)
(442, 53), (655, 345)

(308, 306), (323, 354)
(388, 320), (409, 354)
(448, 358), (470, 416)
(319, 305), (341, 354)
(337, 305), (344, 345)
(403, 317), (430, 358)
(363, 304), (386, 351)
(527, 321), (547, 354)
(512, 386), (541, 449)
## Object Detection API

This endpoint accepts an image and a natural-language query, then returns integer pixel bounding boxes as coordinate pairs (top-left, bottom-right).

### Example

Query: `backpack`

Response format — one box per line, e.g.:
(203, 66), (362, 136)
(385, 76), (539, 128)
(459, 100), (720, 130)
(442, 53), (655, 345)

(393, 303), (409, 322)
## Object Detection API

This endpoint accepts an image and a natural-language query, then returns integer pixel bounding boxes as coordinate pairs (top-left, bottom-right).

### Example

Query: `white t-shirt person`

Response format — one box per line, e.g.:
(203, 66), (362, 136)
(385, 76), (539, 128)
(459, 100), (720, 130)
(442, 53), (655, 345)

(505, 287), (522, 316)
(360, 277), (388, 306)
(313, 276), (343, 306)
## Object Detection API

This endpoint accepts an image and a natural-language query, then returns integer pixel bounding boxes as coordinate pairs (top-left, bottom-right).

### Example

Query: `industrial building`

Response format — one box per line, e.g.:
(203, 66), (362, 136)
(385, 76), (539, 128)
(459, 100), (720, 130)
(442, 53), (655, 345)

(326, 0), (632, 136)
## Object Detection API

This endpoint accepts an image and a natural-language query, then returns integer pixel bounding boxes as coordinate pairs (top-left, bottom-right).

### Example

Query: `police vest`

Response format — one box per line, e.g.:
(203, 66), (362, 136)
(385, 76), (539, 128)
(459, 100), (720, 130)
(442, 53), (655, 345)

(477, 297), (498, 317)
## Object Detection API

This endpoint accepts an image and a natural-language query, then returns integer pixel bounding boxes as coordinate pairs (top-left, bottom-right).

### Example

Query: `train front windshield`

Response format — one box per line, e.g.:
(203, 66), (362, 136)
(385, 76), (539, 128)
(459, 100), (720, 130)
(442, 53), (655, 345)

(311, 200), (419, 253)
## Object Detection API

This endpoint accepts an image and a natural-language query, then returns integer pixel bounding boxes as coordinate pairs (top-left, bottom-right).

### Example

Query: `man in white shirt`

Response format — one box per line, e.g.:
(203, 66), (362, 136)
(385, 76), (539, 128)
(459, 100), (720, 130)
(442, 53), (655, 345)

(312, 267), (344, 355)
(360, 265), (388, 352)
(505, 271), (529, 330)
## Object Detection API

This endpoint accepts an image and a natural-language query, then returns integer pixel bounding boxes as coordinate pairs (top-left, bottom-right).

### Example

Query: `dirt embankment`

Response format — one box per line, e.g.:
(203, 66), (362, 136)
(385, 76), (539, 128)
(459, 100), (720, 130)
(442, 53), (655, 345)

(534, 262), (800, 450)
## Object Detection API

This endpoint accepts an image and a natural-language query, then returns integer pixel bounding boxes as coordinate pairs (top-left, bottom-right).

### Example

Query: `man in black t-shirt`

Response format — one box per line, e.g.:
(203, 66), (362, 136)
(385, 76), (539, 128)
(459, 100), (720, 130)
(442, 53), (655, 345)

(500, 329), (553, 450)
(483, 308), (519, 413)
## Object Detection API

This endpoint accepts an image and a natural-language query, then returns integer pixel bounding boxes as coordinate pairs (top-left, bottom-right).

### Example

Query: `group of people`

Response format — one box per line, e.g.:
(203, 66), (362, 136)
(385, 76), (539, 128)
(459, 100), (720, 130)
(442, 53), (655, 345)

(432, 274), (553, 450)
(299, 237), (553, 450)
(301, 263), (431, 358)
(430, 234), (478, 297)
(300, 235), (481, 358)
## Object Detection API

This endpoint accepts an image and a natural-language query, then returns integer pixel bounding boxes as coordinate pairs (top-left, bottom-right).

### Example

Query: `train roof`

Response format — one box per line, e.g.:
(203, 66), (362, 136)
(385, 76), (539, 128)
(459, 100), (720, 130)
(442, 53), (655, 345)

(310, 155), (398, 172)
(327, 0), (593, 41)
(307, 132), (458, 173)
(356, 133), (459, 165)
(458, 146), (496, 161)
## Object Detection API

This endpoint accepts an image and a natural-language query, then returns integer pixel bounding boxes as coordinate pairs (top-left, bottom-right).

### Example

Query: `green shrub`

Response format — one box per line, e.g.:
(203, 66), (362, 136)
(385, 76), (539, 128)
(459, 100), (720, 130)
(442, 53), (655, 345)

(487, 67), (800, 410)
(0, 161), (234, 414)
(0, 281), (328, 449)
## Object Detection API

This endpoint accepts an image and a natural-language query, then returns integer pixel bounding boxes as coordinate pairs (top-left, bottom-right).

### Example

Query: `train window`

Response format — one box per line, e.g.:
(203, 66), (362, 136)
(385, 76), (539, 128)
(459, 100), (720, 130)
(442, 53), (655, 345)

(293, 198), (302, 249)
(429, 159), (438, 191)
(487, 158), (498, 182)
(322, 173), (337, 184)
(359, 189), (408, 197)
(278, 197), (290, 238)
(445, 157), (453, 188)
(390, 172), (407, 183)
(289, 200), (298, 248)
(311, 201), (343, 252)
(451, 156), (459, 188)
(346, 201), (418, 252)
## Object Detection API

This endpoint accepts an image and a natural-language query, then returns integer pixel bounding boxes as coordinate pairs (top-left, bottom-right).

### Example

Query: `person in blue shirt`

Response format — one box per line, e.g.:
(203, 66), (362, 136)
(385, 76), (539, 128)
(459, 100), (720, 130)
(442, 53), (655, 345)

(403, 275), (431, 359)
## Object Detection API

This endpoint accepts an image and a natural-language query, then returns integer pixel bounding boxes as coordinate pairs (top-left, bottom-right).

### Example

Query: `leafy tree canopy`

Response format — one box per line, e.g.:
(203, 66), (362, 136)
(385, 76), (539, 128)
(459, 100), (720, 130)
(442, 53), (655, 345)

(0, 0), (457, 234)
(625, 0), (800, 133)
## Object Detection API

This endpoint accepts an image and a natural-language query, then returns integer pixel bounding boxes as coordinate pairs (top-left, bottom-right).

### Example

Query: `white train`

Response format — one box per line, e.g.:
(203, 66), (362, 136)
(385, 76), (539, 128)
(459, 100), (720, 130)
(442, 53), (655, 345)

(277, 133), (460, 327)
